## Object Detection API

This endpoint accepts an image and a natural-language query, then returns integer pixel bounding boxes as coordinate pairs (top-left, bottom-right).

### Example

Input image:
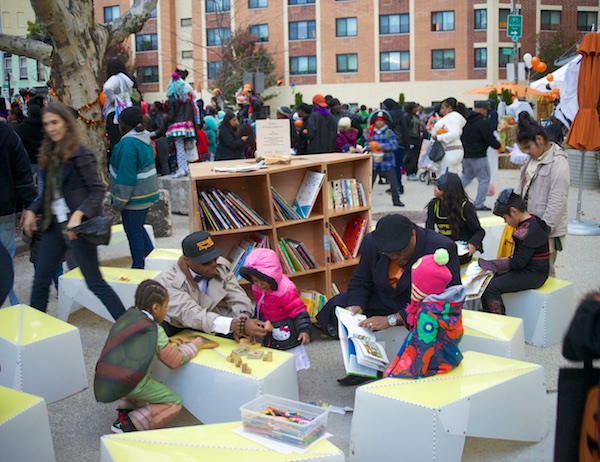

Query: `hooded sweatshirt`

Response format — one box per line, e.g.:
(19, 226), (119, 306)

(203, 116), (218, 153)
(109, 129), (159, 211)
(385, 284), (464, 379)
(432, 111), (467, 149)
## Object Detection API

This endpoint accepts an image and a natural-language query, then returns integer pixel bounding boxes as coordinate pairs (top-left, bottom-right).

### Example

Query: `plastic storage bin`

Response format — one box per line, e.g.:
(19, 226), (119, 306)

(241, 394), (328, 447)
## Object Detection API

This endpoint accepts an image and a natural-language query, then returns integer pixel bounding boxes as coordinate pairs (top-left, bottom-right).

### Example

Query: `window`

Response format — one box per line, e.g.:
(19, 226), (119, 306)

(207, 62), (221, 79)
(36, 61), (46, 81)
(206, 0), (230, 13)
(499, 9), (509, 29)
(249, 0), (267, 8)
(336, 18), (357, 37)
(149, 8), (157, 18)
(19, 57), (27, 79)
(181, 18), (192, 26)
(499, 47), (513, 68)
(474, 48), (487, 68)
(207, 28), (231, 46)
(290, 56), (316, 75)
(380, 14), (409, 34)
(337, 53), (358, 73)
(541, 10), (561, 31)
(288, 0), (314, 4)
(182, 50), (193, 59)
(4, 57), (11, 81)
(136, 34), (158, 51)
(103, 6), (120, 23)
(431, 11), (454, 32)
(577, 11), (597, 32)
(432, 49), (455, 69)
(380, 51), (409, 71)
(474, 9), (487, 30)
(249, 24), (269, 42)
(289, 21), (316, 40)
(139, 66), (159, 83)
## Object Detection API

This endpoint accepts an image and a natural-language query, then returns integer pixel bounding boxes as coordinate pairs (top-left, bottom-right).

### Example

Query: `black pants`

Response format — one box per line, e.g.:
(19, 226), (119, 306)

(106, 115), (123, 154)
(154, 137), (170, 175)
(372, 169), (401, 205)
(481, 269), (548, 315)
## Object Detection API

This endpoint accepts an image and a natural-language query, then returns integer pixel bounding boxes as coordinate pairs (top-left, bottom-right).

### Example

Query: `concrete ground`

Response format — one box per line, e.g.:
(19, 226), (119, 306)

(8, 164), (600, 461)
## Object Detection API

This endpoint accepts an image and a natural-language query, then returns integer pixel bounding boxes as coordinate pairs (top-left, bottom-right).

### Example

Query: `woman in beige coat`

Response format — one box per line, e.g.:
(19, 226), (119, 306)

(515, 113), (569, 277)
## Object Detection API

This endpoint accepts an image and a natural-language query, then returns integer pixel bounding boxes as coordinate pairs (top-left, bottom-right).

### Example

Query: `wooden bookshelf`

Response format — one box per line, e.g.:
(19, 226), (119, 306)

(188, 153), (372, 298)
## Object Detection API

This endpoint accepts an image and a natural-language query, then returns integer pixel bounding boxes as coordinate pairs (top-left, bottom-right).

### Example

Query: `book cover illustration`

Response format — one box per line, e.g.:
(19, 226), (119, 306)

(292, 170), (325, 219)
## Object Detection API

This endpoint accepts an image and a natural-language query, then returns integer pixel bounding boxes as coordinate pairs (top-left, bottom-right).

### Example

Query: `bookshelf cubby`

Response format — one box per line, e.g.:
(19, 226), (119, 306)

(188, 153), (372, 298)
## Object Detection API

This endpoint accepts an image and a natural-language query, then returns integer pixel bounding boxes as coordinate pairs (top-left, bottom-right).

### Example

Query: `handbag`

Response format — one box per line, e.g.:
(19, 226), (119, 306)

(428, 140), (446, 163)
(67, 216), (113, 246)
(262, 318), (301, 350)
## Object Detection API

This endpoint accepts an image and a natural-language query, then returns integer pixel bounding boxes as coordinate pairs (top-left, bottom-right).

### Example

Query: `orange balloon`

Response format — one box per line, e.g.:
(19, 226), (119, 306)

(531, 56), (541, 67)
(537, 62), (547, 73)
(294, 119), (303, 129)
(546, 74), (554, 82)
(99, 91), (106, 105)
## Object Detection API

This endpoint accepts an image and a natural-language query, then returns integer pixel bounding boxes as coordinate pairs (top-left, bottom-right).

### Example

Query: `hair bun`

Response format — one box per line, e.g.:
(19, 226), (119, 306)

(433, 248), (450, 266)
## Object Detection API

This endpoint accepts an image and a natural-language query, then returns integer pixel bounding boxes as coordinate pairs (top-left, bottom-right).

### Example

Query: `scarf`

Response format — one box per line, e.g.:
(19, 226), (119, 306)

(42, 144), (64, 231)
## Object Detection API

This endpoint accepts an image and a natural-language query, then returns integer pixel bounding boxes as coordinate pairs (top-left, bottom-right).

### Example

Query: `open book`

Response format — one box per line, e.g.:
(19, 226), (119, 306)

(461, 260), (494, 299)
(336, 307), (389, 378)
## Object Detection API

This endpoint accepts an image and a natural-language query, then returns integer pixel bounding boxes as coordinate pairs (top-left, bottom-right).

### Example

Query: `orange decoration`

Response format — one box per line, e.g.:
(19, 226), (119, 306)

(531, 56), (541, 68)
(294, 119), (303, 129)
(99, 91), (106, 106)
(537, 62), (547, 73)
(546, 74), (554, 82)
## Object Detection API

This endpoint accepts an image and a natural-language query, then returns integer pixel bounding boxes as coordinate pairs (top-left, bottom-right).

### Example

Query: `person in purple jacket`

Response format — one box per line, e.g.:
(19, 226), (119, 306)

(335, 117), (358, 152)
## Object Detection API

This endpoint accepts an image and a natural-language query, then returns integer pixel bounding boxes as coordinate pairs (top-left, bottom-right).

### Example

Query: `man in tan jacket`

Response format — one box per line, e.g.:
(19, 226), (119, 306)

(161, 231), (268, 338)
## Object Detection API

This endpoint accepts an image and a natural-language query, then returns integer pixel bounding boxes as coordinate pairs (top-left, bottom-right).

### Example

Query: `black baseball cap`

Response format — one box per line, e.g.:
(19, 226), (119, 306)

(372, 214), (414, 253)
(182, 231), (223, 264)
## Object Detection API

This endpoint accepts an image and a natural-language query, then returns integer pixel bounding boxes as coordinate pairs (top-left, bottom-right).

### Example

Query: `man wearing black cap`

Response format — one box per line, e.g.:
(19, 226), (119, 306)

(315, 214), (461, 385)
(161, 231), (268, 339)
(460, 102), (501, 211)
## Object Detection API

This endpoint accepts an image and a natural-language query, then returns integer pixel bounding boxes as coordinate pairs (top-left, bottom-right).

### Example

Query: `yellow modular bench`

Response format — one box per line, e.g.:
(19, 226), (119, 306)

(0, 305), (87, 403)
(145, 248), (182, 272)
(0, 386), (56, 462)
(101, 421), (344, 462)
(479, 215), (506, 259)
(58, 267), (162, 323)
(503, 277), (576, 347)
(98, 224), (155, 262)
(377, 309), (525, 360)
(151, 332), (299, 424)
(350, 351), (545, 462)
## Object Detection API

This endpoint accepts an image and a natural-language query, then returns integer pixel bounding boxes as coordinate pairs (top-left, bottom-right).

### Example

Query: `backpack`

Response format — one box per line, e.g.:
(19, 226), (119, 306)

(112, 74), (133, 123)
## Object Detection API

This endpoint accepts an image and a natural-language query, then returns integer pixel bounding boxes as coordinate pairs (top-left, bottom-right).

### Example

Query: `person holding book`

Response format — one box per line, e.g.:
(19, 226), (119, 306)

(479, 189), (550, 315)
(161, 231), (269, 339)
(315, 214), (461, 386)
(385, 248), (465, 378)
(425, 171), (485, 265)
(240, 248), (312, 371)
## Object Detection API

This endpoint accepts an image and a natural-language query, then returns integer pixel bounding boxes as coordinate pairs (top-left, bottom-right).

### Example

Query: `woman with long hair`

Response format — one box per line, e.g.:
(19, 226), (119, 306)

(426, 171), (485, 265)
(430, 97), (467, 174)
(22, 102), (126, 320)
(214, 111), (248, 161)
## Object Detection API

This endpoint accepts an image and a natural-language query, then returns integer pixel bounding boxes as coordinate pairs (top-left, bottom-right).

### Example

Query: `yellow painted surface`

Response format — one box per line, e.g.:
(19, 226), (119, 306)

(0, 386), (43, 425)
(362, 351), (540, 408)
(61, 267), (161, 283)
(536, 277), (571, 293)
(0, 305), (76, 345)
(110, 224), (125, 233)
(462, 310), (522, 340)
(102, 422), (343, 460)
(479, 215), (505, 227)
(147, 248), (182, 259)
(175, 332), (293, 379)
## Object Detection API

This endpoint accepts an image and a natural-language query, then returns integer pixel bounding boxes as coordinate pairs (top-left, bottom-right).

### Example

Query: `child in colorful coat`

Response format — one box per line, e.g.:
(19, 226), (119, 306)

(240, 248), (312, 371)
(385, 248), (465, 378)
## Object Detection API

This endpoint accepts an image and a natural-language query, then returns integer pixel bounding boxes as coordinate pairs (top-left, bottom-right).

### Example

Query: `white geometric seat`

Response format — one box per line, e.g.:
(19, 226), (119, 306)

(145, 248), (181, 272)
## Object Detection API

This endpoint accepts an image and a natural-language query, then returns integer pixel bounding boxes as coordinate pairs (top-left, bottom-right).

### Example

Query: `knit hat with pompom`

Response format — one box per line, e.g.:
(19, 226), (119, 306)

(410, 248), (452, 302)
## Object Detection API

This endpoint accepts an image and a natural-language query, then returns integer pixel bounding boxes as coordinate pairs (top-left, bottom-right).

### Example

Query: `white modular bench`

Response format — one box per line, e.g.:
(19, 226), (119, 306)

(98, 224), (156, 262)
(479, 215), (507, 259)
(101, 421), (344, 461)
(151, 332), (298, 424)
(145, 248), (182, 272)
(0, 386), (56, 462)
(503, 277), (576, 347)
(58, 266), (162, 323)
(350, 351), (546, 462)
(0, 304), (87, 403)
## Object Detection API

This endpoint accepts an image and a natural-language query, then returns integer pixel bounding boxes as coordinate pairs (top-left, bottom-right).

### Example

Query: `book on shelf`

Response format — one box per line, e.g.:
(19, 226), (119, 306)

(227, 233), (270, 280)
(331, 283), (340, 296)
(300, 290), (326, 320)
(342, 217), (369, 259)
(328, 179), (366, 210)
(328, 235), (344, 263)
(329, 222), (352, 260)
(271, 187), (301, 221)
(277, 240), (295, 274)
(277, 237), (319, 274)
(336, 307), (389, 378)
(280, 238), (305, 272)
(292, 170), (325, 219)
(197, 187), (267, 231)
(287, 239), (319, 269)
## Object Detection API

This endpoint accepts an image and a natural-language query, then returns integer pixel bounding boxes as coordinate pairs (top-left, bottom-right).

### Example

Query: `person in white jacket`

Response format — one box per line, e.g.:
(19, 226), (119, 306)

(103, 59), (134, 152)
(431, 97), (467, 175)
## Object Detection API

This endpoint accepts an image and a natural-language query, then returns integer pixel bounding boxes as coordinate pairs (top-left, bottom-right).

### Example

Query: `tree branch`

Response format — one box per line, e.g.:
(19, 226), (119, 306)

(108, 0), (159, 47)
(0, 34), (53, 65)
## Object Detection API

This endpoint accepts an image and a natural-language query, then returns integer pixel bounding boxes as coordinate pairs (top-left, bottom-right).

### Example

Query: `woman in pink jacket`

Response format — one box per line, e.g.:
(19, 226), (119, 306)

(240, 248), (311, 371)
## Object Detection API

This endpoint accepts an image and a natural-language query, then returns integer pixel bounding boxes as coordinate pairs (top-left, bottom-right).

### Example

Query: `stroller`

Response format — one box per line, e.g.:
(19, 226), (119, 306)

(417, 139), (441, 185)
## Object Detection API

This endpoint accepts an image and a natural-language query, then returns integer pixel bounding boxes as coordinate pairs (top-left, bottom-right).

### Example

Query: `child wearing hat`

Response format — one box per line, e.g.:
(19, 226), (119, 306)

(385, 248), (465, 378)
(479, 189), (550, 315)
(335, 116), (357, 152)
(240, 248), (312, 371)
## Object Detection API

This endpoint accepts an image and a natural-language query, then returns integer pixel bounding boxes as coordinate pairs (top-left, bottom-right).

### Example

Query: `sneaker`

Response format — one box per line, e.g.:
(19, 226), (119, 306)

(476, 205), (492, 211)
(393, 201), (405, 207)
(111, 413), (137, 433)
(407, 174), (418, 181)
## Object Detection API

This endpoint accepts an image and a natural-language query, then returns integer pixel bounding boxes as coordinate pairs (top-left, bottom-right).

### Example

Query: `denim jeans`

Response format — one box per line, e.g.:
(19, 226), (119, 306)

(30, 218), (126, 320)
(0, 218), (19, 305)
(121, 208), (154, 269)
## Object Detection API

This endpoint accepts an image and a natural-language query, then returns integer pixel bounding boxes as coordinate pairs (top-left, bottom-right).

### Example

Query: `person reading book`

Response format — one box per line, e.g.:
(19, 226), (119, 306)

(479, 189), (550, 315)
(425, 171), (485, 265)
(94, 280), (212, 433)
(240, 248), (312, 371)
(161, 231), (268, 339)
(315, 214), (461, 386)
(385, 248), (465, 378)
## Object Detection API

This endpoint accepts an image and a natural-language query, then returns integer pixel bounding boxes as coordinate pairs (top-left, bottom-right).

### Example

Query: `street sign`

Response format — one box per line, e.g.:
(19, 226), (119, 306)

(511, 35), (519, 43)
(502, 48), (514, 55)
(507, 15), (522, 39)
